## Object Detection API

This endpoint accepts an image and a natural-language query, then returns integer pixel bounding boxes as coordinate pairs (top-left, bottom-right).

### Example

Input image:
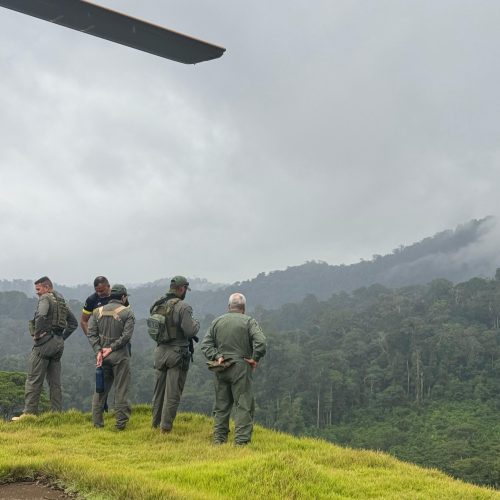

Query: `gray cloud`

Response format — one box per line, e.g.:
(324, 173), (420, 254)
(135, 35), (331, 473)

(1, 1), (499, 285)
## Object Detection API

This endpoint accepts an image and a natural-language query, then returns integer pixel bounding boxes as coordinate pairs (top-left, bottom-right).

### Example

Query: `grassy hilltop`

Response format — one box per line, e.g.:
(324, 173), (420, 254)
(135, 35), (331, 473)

(0, 406), (498, 499)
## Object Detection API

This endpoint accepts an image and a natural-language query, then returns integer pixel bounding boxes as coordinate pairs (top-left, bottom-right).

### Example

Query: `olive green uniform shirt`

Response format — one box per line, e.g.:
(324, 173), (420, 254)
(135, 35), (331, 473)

(87, 300), (135, 353)
(201, 312), (267, 362)
(168, 299), (200, 347)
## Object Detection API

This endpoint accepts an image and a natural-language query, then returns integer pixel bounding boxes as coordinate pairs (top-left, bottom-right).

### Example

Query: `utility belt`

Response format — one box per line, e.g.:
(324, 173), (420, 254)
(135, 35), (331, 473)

(157, 340), (188, 348)
(34, 333), (52, 347)
(30, 317), (63, 335)
(33, 328), (64, 346)
(158, 340), (198, 365)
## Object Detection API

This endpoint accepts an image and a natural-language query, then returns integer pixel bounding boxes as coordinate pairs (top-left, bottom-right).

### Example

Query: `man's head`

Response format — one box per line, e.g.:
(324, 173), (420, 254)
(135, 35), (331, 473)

(228, 293), (246, 313)
(170, 276), (190, 300)
(93, 276), (110, 298)
(110, 284), (128, 304)
(34, 276), (53, 296)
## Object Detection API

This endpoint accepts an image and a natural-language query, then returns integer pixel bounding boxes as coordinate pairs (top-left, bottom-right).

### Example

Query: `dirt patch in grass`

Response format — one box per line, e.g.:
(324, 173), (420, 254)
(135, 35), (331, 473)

(0, 479), (77, 499)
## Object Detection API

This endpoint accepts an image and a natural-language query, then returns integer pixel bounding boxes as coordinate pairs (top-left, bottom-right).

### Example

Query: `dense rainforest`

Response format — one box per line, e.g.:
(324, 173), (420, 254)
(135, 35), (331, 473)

(0, 273), (499, 488)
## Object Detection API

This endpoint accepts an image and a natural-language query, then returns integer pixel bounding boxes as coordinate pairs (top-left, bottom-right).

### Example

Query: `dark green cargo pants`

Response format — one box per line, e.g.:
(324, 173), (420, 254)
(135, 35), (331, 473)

(92, 349), (131, 429)
(152, 344), (190, 431)
(24, 335), (64, 414)
(213, 361), (255, 444)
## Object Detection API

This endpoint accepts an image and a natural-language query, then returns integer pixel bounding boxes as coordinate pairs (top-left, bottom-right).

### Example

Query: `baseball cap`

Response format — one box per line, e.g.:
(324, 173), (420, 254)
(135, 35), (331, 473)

(110, 284), (128, 296)
(170, 276), (191, 291)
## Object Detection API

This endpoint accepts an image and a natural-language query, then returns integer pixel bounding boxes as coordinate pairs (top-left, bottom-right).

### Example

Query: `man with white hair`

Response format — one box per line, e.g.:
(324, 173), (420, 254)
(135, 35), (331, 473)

(201, 292), (266, 445)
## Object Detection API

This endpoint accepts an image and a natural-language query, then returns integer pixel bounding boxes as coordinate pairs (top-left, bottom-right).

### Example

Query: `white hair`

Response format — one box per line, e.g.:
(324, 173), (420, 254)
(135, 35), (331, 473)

(228, 292), (246, 310)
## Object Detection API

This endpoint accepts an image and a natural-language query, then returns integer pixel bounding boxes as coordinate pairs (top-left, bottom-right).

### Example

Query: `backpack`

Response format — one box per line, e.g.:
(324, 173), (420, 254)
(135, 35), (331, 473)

(147, 297), (180, 343)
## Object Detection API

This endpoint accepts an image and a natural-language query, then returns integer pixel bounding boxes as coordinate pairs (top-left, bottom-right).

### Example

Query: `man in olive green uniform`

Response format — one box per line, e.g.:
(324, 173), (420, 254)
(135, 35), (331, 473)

(151, 276), (200, 433)
(13, 276), (78, 420)
(87, 284), (135, 430)
(201, 292), (266, 445)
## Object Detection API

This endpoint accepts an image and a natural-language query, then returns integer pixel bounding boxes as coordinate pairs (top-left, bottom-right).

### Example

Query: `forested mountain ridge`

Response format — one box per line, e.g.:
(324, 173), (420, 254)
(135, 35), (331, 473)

(206, 215), (497, 314)
(1, 216), (497, 318)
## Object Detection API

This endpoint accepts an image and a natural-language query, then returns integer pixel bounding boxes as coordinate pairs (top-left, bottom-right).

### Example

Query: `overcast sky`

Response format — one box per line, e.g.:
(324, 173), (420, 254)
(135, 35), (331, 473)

(1, 1), (499, 286)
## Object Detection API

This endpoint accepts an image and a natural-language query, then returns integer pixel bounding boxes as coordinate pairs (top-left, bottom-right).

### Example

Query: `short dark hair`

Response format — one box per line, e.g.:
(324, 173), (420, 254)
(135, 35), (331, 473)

(34, 276), (53, 287)
(93, 276), (109, 287)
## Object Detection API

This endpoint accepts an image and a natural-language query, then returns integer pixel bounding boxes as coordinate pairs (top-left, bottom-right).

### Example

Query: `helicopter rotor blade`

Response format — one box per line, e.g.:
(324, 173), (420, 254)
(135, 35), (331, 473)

(0, 0), (226, 64)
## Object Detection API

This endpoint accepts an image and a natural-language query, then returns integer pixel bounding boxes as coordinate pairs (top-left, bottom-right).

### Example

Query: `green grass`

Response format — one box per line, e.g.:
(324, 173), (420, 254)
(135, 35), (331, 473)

(0, 406), (498, 499)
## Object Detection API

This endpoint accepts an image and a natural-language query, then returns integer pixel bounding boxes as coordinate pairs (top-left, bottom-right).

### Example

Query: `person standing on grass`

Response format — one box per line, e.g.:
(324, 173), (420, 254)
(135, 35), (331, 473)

(80, 275), (123, 413)
(12, 276), (78, 420)
(87, 284), (135, 430)
(151, 276), (200, 434)
(201, 292), (266, 445)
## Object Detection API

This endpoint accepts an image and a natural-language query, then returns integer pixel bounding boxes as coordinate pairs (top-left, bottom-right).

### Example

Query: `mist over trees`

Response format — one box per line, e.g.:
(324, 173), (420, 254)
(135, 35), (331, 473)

(1, 217), (497, 319)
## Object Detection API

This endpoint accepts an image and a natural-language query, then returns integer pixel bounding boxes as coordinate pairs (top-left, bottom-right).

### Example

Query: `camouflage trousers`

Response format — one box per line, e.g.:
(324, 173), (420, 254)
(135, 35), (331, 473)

(152, 344), (190, 431)
(92, 349), (131, 429)
(212, 361), (255, 444)
(24, 335), (64, 414)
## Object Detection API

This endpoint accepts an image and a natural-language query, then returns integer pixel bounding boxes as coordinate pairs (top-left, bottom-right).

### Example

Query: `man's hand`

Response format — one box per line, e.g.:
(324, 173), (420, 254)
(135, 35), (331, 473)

(217, 356), (225, 365)
(101, 347), (112, 359)
(96, 351), (103, 368)
(244, 358), (258, 371)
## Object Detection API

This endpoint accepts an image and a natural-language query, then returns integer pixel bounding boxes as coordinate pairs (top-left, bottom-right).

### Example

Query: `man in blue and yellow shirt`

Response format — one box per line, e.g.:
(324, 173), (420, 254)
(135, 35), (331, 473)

(80, 276), (111, 335)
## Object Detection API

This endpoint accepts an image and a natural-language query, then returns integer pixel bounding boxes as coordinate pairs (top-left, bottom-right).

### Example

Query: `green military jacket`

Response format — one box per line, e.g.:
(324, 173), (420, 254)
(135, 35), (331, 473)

(201, 312), (267, 362)
(170, 298), (200, 347)
(87, 299), (135, 354)
(151, 292), (200, 348)
(33, 290), (77, 341)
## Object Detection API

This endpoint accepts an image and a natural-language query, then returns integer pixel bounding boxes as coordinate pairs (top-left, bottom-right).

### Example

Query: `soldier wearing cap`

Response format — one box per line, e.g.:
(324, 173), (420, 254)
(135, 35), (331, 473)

(87, 284), (135, 430)
(12, 276), (78, 420)
(150, 275), (200, 433)
(201, 292), (266, 445)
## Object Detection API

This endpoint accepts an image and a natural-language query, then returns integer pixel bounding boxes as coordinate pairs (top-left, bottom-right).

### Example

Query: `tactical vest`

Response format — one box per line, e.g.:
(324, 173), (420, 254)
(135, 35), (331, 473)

(147, 297), (181, 343)
(47, 291), (68, 330)
(94, 305), (127, 322)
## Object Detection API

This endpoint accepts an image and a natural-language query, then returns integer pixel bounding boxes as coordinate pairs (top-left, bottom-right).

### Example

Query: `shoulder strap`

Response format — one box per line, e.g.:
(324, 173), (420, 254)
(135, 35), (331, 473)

(150, 295), (169, 314)
(45, 292), (56, 305)
(113, 305), (127, 317)
(166, 299), (182, 336)
(166, 298), (181, 318)
(95, 305), (126, 321)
